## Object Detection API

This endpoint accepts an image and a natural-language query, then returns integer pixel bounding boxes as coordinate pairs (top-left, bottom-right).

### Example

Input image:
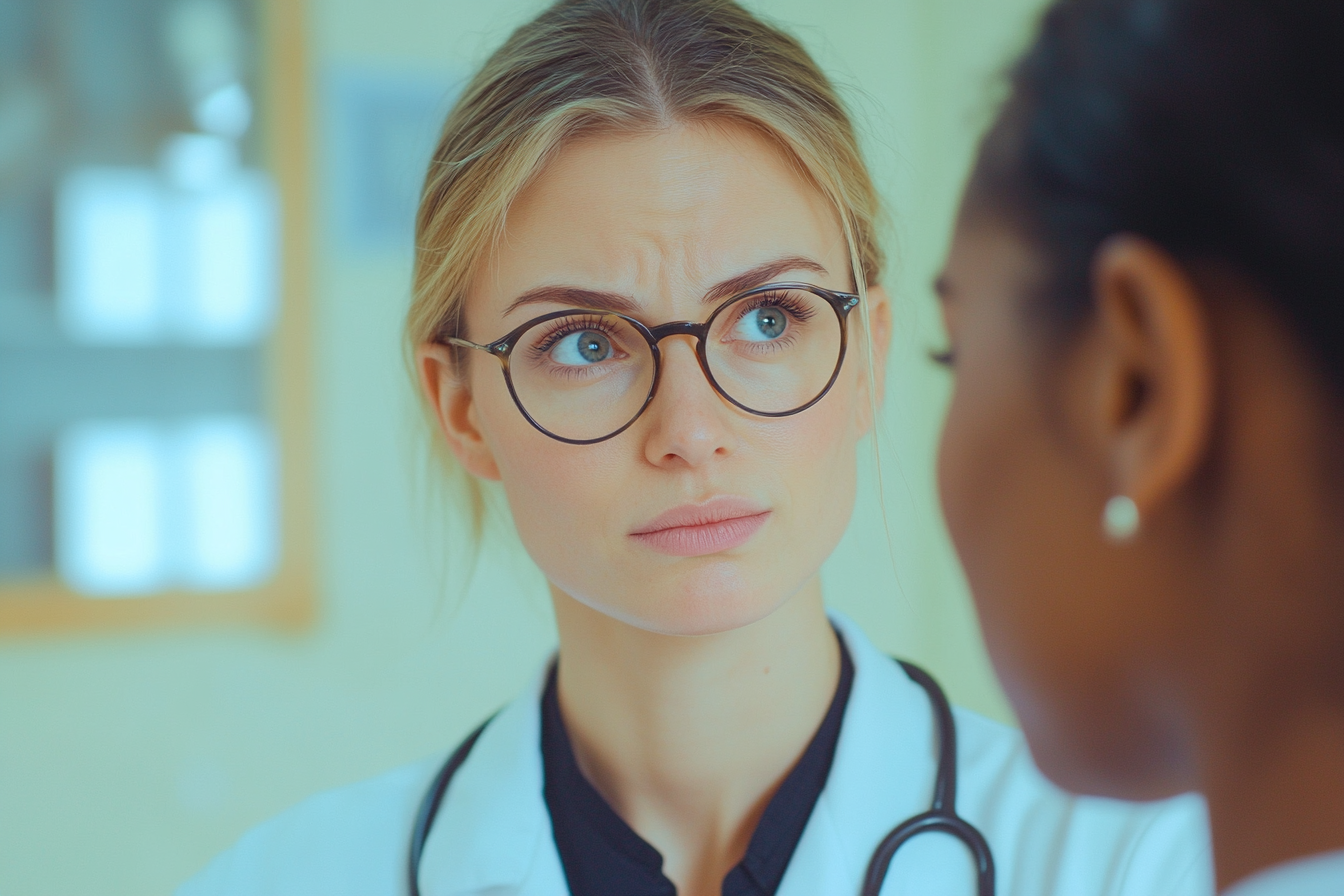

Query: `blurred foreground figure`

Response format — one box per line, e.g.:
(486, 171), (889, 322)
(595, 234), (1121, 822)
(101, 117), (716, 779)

(936, 1), (1344, 893)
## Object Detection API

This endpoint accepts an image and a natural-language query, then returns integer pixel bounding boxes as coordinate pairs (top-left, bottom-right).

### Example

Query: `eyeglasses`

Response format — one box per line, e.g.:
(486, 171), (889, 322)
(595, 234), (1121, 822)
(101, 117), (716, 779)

(443, 282), (861, 445)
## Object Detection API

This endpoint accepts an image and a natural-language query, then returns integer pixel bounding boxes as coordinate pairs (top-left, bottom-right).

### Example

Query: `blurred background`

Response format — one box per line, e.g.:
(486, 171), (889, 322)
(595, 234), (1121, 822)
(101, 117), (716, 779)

(0, 0), (1046, 893)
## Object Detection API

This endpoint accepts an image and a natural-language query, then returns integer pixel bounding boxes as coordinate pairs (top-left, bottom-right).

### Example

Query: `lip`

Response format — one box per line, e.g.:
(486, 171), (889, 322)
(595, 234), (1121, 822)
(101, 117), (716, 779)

(629, 496), (771, 557)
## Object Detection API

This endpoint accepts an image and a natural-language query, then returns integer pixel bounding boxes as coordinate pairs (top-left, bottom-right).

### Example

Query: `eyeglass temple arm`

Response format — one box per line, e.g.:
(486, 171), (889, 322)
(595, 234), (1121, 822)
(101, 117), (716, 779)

(444, 336), (496, 353)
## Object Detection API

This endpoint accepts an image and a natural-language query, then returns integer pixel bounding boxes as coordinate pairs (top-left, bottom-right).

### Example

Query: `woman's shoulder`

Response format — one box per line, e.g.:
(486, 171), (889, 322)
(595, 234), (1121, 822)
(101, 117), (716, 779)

(174, 754), (445, 896)
(176, 668), (553, 896)
(952, 703), (1214, 895)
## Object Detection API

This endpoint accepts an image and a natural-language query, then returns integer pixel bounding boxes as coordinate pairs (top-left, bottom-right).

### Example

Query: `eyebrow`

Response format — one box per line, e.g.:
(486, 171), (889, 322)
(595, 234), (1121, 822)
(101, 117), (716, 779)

(501, 286), (640, 317)
(501, 255), (831, 318)
(702, 256), (830, 304)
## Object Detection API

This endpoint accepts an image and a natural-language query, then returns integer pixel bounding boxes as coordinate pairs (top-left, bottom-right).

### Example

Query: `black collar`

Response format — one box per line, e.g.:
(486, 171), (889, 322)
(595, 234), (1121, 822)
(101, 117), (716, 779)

(540, 631), (855, 896)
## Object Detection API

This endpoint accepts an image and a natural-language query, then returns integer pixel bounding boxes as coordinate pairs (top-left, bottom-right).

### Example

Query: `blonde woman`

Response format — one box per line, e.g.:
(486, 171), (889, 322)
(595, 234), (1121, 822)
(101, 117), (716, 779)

(179, 2), (1212, 895)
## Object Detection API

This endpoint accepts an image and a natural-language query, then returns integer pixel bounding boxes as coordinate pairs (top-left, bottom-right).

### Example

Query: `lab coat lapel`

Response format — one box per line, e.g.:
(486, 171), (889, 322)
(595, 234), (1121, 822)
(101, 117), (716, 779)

(775, 613), (942, 896)
(417, 666), (569, 896)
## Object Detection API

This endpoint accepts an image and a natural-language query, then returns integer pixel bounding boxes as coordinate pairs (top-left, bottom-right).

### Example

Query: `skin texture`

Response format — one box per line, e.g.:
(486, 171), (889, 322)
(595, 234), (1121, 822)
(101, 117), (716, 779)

(935, 199), (1344, 890)
(418, 121), (890, 896)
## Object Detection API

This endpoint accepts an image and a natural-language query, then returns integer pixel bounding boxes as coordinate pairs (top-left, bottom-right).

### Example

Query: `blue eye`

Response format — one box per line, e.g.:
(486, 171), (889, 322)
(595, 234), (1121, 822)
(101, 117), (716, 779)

(735, 307), (788, 342)
(550, 330), (613, 365)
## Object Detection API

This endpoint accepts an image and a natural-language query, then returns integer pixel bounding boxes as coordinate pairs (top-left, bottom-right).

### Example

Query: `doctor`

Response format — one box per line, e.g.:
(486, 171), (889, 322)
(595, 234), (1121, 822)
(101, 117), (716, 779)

(178, 1), (1212, 895)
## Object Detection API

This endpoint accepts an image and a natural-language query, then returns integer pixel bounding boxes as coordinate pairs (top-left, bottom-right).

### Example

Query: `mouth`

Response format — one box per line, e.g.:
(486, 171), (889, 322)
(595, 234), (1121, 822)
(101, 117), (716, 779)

(629, 496), (771, 557)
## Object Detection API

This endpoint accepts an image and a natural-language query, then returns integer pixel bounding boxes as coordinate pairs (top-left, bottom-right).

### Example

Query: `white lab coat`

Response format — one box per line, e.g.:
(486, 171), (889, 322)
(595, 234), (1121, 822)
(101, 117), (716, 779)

(178, 613), (1214, 896)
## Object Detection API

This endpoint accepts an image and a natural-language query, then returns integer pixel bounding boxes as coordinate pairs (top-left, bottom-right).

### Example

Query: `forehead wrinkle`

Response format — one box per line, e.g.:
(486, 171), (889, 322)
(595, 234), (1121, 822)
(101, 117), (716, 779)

(608, 218), (713, 308)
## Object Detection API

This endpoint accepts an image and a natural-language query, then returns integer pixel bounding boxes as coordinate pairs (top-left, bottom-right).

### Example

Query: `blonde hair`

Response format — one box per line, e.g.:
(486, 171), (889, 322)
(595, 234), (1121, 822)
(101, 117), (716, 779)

(407, 0), (886, 525)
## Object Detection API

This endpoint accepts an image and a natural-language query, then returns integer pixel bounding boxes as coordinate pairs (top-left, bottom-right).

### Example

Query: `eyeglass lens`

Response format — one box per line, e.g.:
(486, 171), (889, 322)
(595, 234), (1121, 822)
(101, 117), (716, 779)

(505, 288), (844, 442)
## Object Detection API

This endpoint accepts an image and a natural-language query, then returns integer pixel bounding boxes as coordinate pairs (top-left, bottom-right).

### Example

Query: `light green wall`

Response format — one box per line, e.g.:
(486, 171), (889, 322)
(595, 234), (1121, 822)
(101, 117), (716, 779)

(0, 1), (1045, 893)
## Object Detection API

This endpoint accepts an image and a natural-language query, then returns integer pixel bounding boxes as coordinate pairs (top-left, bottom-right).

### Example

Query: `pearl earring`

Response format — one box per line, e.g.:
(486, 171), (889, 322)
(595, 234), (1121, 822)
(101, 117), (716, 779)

(1103, 495), (1141, 542)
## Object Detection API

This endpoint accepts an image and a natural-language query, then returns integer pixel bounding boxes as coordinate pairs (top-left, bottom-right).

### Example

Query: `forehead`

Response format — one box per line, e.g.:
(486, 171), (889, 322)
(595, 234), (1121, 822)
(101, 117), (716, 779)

(472, 122), (846, 315)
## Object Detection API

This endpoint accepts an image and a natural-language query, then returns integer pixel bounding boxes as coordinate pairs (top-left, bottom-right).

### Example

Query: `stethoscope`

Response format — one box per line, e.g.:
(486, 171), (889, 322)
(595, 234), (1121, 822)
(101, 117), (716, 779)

(408, 658), (995, 896)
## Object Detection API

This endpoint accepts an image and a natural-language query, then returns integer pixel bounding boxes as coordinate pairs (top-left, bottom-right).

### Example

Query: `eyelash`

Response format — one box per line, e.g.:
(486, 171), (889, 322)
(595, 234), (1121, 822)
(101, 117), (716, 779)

(733, 292), (817, 326)
(529, 314), (621, 359)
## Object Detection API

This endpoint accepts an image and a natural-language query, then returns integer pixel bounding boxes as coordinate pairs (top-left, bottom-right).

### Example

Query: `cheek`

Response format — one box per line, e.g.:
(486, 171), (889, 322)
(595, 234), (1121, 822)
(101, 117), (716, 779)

(936, 343), (1091, 744)
(771, 376), (862, 531)
(475, 381), (626, 559)
(938, 322), (1107, 661)
(936, 346), (1044, 623)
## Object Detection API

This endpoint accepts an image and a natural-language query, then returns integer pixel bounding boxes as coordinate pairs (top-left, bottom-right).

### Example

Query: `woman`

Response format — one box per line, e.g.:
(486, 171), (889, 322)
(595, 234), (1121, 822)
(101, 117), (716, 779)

(935, 0), (1344, 894)
(179, 1), (1211, 894)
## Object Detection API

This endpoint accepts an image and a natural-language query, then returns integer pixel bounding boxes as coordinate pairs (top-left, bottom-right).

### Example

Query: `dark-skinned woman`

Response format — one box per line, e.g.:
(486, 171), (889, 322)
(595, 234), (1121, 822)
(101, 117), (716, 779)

(935, 1), (1344, 893)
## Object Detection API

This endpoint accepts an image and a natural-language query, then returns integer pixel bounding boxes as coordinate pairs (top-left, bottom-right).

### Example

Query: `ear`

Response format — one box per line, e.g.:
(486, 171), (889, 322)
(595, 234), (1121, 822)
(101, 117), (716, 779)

(856, 283), (893, 434)
(416, 343), (502, 481)
(1088, 236), (1214, 527)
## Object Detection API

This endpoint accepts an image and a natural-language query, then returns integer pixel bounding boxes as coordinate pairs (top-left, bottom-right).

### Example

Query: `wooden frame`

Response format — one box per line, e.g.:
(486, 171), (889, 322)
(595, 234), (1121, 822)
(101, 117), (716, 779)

(0, 0), (316, 635)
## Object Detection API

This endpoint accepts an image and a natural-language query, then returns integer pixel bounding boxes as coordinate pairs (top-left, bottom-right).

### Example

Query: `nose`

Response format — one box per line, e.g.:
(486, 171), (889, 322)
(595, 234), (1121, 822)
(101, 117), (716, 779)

(641, 334), (738, 468)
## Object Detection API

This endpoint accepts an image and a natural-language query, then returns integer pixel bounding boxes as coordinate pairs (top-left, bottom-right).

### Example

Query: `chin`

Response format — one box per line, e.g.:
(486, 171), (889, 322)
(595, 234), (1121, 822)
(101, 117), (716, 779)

(1008, 678), (1194, 802)
(582, 561), (799, 637)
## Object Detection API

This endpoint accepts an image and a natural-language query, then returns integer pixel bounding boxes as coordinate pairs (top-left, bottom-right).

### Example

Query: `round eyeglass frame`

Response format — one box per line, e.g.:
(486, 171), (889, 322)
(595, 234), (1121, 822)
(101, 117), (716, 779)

(442, 281), (862, 445)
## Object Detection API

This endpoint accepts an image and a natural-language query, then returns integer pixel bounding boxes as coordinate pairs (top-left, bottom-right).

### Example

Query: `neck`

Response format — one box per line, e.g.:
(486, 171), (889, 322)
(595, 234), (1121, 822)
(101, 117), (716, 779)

(551, 578), (840, 896)
(1199, 687), (1344, 891)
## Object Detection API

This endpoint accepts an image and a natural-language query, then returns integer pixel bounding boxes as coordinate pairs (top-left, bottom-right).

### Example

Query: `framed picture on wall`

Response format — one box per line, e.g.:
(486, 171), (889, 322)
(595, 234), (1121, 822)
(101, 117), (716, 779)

(0, 0), (315, 633)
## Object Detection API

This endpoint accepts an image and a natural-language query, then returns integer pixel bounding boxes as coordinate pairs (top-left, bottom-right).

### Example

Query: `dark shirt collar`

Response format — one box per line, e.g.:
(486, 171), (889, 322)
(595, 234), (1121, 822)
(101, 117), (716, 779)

(541, 631), (855, 896)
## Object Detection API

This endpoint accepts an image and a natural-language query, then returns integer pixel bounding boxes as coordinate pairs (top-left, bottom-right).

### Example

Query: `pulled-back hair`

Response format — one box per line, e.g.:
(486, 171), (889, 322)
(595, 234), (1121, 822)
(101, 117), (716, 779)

(974, 0), (1344, 386)
(406, 0), (885, 522)
(407, 0), (882, 356)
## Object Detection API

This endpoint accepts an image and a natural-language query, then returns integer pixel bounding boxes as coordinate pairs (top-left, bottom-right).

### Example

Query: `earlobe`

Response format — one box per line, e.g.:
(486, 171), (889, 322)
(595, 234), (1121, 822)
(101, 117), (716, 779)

(1090, 236), (1215, 530)
(416, 343), (503, 481)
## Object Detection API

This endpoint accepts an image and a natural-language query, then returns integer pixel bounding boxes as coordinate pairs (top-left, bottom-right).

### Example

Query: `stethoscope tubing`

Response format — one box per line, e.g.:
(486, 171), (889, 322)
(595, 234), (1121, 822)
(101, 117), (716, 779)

(407, 717), (492, 893)
(859, 661), (996, 896)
